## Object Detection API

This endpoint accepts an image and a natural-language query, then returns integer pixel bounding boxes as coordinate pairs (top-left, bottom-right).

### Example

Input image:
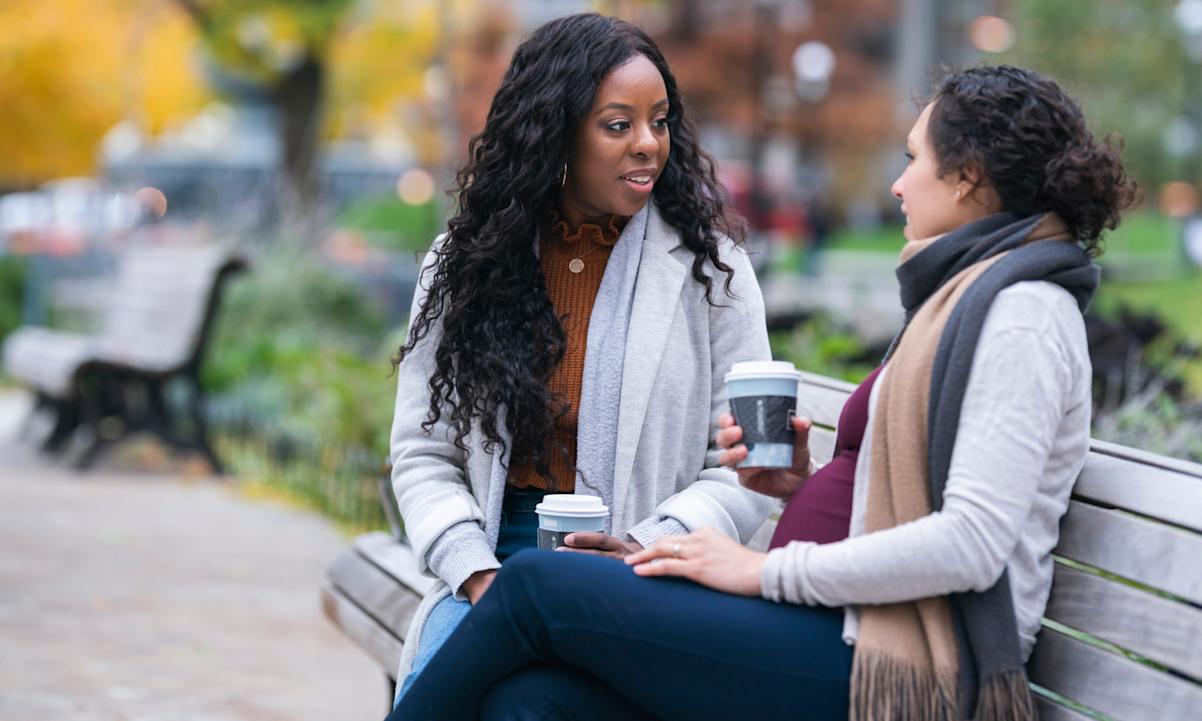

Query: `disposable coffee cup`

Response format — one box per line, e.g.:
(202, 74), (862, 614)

(534, 494), (609, 551)
(724, 360), (803, 468)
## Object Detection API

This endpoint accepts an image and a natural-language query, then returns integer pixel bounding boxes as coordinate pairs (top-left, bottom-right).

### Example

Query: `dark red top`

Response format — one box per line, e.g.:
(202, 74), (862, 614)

(768, 365), (884, 549)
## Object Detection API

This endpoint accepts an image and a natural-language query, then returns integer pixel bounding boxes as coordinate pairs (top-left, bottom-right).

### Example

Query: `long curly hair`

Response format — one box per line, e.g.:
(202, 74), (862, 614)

(928, 65), (1138, 255)
(395, 13), (742, 479)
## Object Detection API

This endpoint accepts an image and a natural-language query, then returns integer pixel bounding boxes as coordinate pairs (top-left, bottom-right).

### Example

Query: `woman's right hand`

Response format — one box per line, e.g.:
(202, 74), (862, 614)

(716, 413), (812, 499)
(462, 569), (497, 605)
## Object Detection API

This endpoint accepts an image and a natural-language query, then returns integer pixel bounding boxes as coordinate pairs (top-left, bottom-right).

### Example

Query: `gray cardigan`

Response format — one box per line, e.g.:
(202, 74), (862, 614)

(390, 203), (776, 679)
(761, 280), (1093, 658)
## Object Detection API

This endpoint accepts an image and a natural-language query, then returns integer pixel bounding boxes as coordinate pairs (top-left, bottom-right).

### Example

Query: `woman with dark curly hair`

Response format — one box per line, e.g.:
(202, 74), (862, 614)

(385, 12), (775, 711)
(391, 65), (1137, 721)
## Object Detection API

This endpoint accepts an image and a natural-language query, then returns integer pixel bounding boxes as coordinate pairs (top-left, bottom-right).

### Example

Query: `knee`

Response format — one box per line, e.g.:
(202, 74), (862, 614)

(494, 548), (561, 590)
(480, 675), (547, 721)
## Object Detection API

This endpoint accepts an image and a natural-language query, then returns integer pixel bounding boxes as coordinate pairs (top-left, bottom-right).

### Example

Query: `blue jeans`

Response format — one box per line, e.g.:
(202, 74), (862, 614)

(394, 487), (545, 705)
(390, 550), (853, 721)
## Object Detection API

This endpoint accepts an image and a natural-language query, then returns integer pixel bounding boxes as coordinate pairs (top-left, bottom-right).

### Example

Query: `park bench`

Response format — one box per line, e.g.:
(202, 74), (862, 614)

(322, 371), (1202, 719)
(2, 244), (246, 470)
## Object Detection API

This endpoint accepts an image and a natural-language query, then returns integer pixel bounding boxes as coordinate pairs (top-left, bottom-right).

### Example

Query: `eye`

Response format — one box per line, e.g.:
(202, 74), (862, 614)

(653, 116), (669, 130)
(606, 120), (631, 132)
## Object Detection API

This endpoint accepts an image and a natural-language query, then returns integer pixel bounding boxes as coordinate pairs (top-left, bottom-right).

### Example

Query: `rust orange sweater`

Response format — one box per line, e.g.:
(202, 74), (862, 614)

(507, 213), (626, 492)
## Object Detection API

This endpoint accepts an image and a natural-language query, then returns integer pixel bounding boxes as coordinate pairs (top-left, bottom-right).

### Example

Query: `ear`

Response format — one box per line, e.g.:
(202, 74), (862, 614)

(952, 171), (979, 202)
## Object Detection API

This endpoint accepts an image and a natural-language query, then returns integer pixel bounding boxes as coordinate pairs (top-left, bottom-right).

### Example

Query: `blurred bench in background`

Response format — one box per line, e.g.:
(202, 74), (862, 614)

(2, 245), (246, 470)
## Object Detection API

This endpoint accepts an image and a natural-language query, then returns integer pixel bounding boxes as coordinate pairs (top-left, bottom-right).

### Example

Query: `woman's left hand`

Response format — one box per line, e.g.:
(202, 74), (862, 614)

(558, 532), (643, 559)
(624, 527), (766, 597)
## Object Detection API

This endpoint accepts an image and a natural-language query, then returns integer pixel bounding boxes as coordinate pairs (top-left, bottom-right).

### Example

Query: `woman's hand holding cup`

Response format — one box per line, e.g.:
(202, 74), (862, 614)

(717, 412), (812, 499)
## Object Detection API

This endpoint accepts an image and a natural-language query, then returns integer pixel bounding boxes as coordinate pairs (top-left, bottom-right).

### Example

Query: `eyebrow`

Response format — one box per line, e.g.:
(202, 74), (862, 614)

(598, 99), (670, 112)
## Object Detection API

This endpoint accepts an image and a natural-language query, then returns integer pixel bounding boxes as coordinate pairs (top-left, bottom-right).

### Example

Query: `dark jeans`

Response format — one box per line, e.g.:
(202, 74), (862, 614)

(388, 549), (853, 721)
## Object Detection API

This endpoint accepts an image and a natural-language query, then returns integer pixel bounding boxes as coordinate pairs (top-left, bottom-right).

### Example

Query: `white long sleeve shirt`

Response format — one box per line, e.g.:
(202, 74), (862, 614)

(760, 280), (1092, 658)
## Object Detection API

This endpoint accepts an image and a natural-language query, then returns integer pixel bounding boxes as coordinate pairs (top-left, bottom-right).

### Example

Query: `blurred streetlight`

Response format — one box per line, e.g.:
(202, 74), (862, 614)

(1175, 0), (1202, 266)
(968, 16), (1015, 54)
(1176, 0), (1202, 61)
(792, 41), (836, 102)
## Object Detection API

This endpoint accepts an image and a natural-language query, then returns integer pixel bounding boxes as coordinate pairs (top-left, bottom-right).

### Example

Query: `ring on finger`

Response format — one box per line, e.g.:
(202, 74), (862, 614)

(671, 542), (683, 558)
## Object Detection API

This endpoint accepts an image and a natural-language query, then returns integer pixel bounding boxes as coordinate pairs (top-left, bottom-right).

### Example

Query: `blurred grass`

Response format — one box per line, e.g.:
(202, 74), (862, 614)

(336, 195), (440, 253)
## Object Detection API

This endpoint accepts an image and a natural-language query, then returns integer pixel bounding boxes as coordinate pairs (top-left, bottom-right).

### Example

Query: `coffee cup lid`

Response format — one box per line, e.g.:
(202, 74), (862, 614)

(724, 360), (802, 384)
(535, 494), (609, 517)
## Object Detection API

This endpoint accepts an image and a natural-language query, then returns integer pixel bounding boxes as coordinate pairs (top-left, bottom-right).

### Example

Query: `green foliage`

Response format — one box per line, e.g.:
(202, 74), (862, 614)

(0, 256), (25, 346)
(336, 195), (440, 253)
(1093, 381), (1202, 463)
(203, 246), (403, 532)
(204, 246), (388, 392)
(999, 0), (1196, 189)
(187, 0), (354, 82)
(826, 224), (903, 253)
(769, 313), (877, 384)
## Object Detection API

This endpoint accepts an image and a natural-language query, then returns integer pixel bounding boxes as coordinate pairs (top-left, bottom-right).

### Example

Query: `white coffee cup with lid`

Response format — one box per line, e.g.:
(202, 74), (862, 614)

(534, 494), (610, 551)
(724, 360), (803, 468)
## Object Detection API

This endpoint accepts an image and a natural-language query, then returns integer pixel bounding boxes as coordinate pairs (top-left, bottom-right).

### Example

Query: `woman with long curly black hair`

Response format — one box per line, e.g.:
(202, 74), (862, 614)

(391, 65), (1137, 721)
(385, 12), (774, 709)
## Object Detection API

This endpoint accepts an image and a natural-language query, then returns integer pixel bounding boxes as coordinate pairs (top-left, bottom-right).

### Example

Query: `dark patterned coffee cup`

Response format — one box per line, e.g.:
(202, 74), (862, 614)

(724, 361), (802, 468)
(534, 494), (609, 550)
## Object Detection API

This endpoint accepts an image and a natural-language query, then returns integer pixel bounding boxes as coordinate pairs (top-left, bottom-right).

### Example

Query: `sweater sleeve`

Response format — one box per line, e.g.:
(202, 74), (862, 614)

(391, 235), (500, 592)
(761, 299), (1075, 606)
(632, 241), (777, 544)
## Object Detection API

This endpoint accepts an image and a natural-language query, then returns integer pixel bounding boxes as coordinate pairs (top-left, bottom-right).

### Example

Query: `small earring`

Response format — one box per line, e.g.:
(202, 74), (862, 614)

(955, 189), (963, 199)
(560, 163), (568, 190)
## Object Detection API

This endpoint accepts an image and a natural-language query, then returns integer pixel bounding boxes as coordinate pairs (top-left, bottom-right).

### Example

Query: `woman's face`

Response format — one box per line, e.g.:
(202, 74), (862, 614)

(891, 102), (995, 240)
(560, 53), (671, 225)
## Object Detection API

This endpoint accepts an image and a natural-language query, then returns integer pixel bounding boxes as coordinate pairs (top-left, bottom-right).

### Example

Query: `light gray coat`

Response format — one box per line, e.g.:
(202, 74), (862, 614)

(389, 203), (775, 679)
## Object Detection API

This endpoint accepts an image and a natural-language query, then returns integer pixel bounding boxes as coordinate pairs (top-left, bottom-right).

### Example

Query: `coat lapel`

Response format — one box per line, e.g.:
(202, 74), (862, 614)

(611, 208), (686, 527)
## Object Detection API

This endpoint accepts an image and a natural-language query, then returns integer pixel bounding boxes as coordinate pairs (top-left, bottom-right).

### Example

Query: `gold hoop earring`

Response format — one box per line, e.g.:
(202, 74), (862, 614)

(560, 163), (568, 190)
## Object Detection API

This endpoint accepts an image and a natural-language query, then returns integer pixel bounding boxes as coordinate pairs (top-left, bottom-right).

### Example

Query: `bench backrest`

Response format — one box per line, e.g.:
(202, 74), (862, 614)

(98, 245), (245, 373)
(795, 372), (1202, 721)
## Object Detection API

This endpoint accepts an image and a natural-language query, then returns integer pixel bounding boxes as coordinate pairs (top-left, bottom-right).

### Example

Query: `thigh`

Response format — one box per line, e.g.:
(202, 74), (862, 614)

(496, 551), (852, 721)
(481, 664), (656, 721)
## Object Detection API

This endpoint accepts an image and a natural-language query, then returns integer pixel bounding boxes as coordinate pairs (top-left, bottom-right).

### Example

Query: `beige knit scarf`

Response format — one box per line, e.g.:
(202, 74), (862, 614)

(850, 215), (1070, 721)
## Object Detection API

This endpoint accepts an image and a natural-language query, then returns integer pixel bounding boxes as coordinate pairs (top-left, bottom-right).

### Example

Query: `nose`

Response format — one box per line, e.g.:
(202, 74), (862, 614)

(631, 122), (658, 158)
(891, 175), (903, 200)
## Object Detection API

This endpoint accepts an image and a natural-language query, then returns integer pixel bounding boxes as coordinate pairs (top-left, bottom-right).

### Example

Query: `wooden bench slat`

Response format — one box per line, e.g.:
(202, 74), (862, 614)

(1046, 563), (1202, 679)
(796, 373), (854, 429)
(1091, 438), (1202, 480)
(1032, 693), (1095, 721)
(1056, 500), (1202, 605)
(321, 585), (403, 679)
(1028, 627), (1202, 721)
(1074, 451), (1202, 533)
(808, 427), (836, 467)
(355, 532), (438, 597)
(328, 545), (424, 639)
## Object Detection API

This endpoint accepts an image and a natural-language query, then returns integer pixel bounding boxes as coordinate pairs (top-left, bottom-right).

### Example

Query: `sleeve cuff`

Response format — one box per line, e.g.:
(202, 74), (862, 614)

(424, 521), (501, 600)
(760, 542), (818, 605)
(626, 516), (691, 548)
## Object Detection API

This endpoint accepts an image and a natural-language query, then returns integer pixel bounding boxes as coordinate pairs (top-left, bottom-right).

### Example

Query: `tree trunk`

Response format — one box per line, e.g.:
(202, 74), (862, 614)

(274, 53), (325, 212)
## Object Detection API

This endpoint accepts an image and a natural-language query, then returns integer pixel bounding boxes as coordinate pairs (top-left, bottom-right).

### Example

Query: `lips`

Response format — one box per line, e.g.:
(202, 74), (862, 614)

(620, 169), (657, 186)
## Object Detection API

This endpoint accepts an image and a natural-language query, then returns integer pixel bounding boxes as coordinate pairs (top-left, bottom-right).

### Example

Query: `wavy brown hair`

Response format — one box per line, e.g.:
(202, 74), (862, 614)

(928, 65), (1138, 255)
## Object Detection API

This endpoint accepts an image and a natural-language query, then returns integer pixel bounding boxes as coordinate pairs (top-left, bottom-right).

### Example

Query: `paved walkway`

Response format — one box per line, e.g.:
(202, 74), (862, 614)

(0, 392), (387, 721)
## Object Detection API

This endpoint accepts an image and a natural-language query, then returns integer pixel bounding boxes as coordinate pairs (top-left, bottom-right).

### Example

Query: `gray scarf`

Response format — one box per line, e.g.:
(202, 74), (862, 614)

(574, 204), (648, 528)
(865, 212), (1097, 720)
